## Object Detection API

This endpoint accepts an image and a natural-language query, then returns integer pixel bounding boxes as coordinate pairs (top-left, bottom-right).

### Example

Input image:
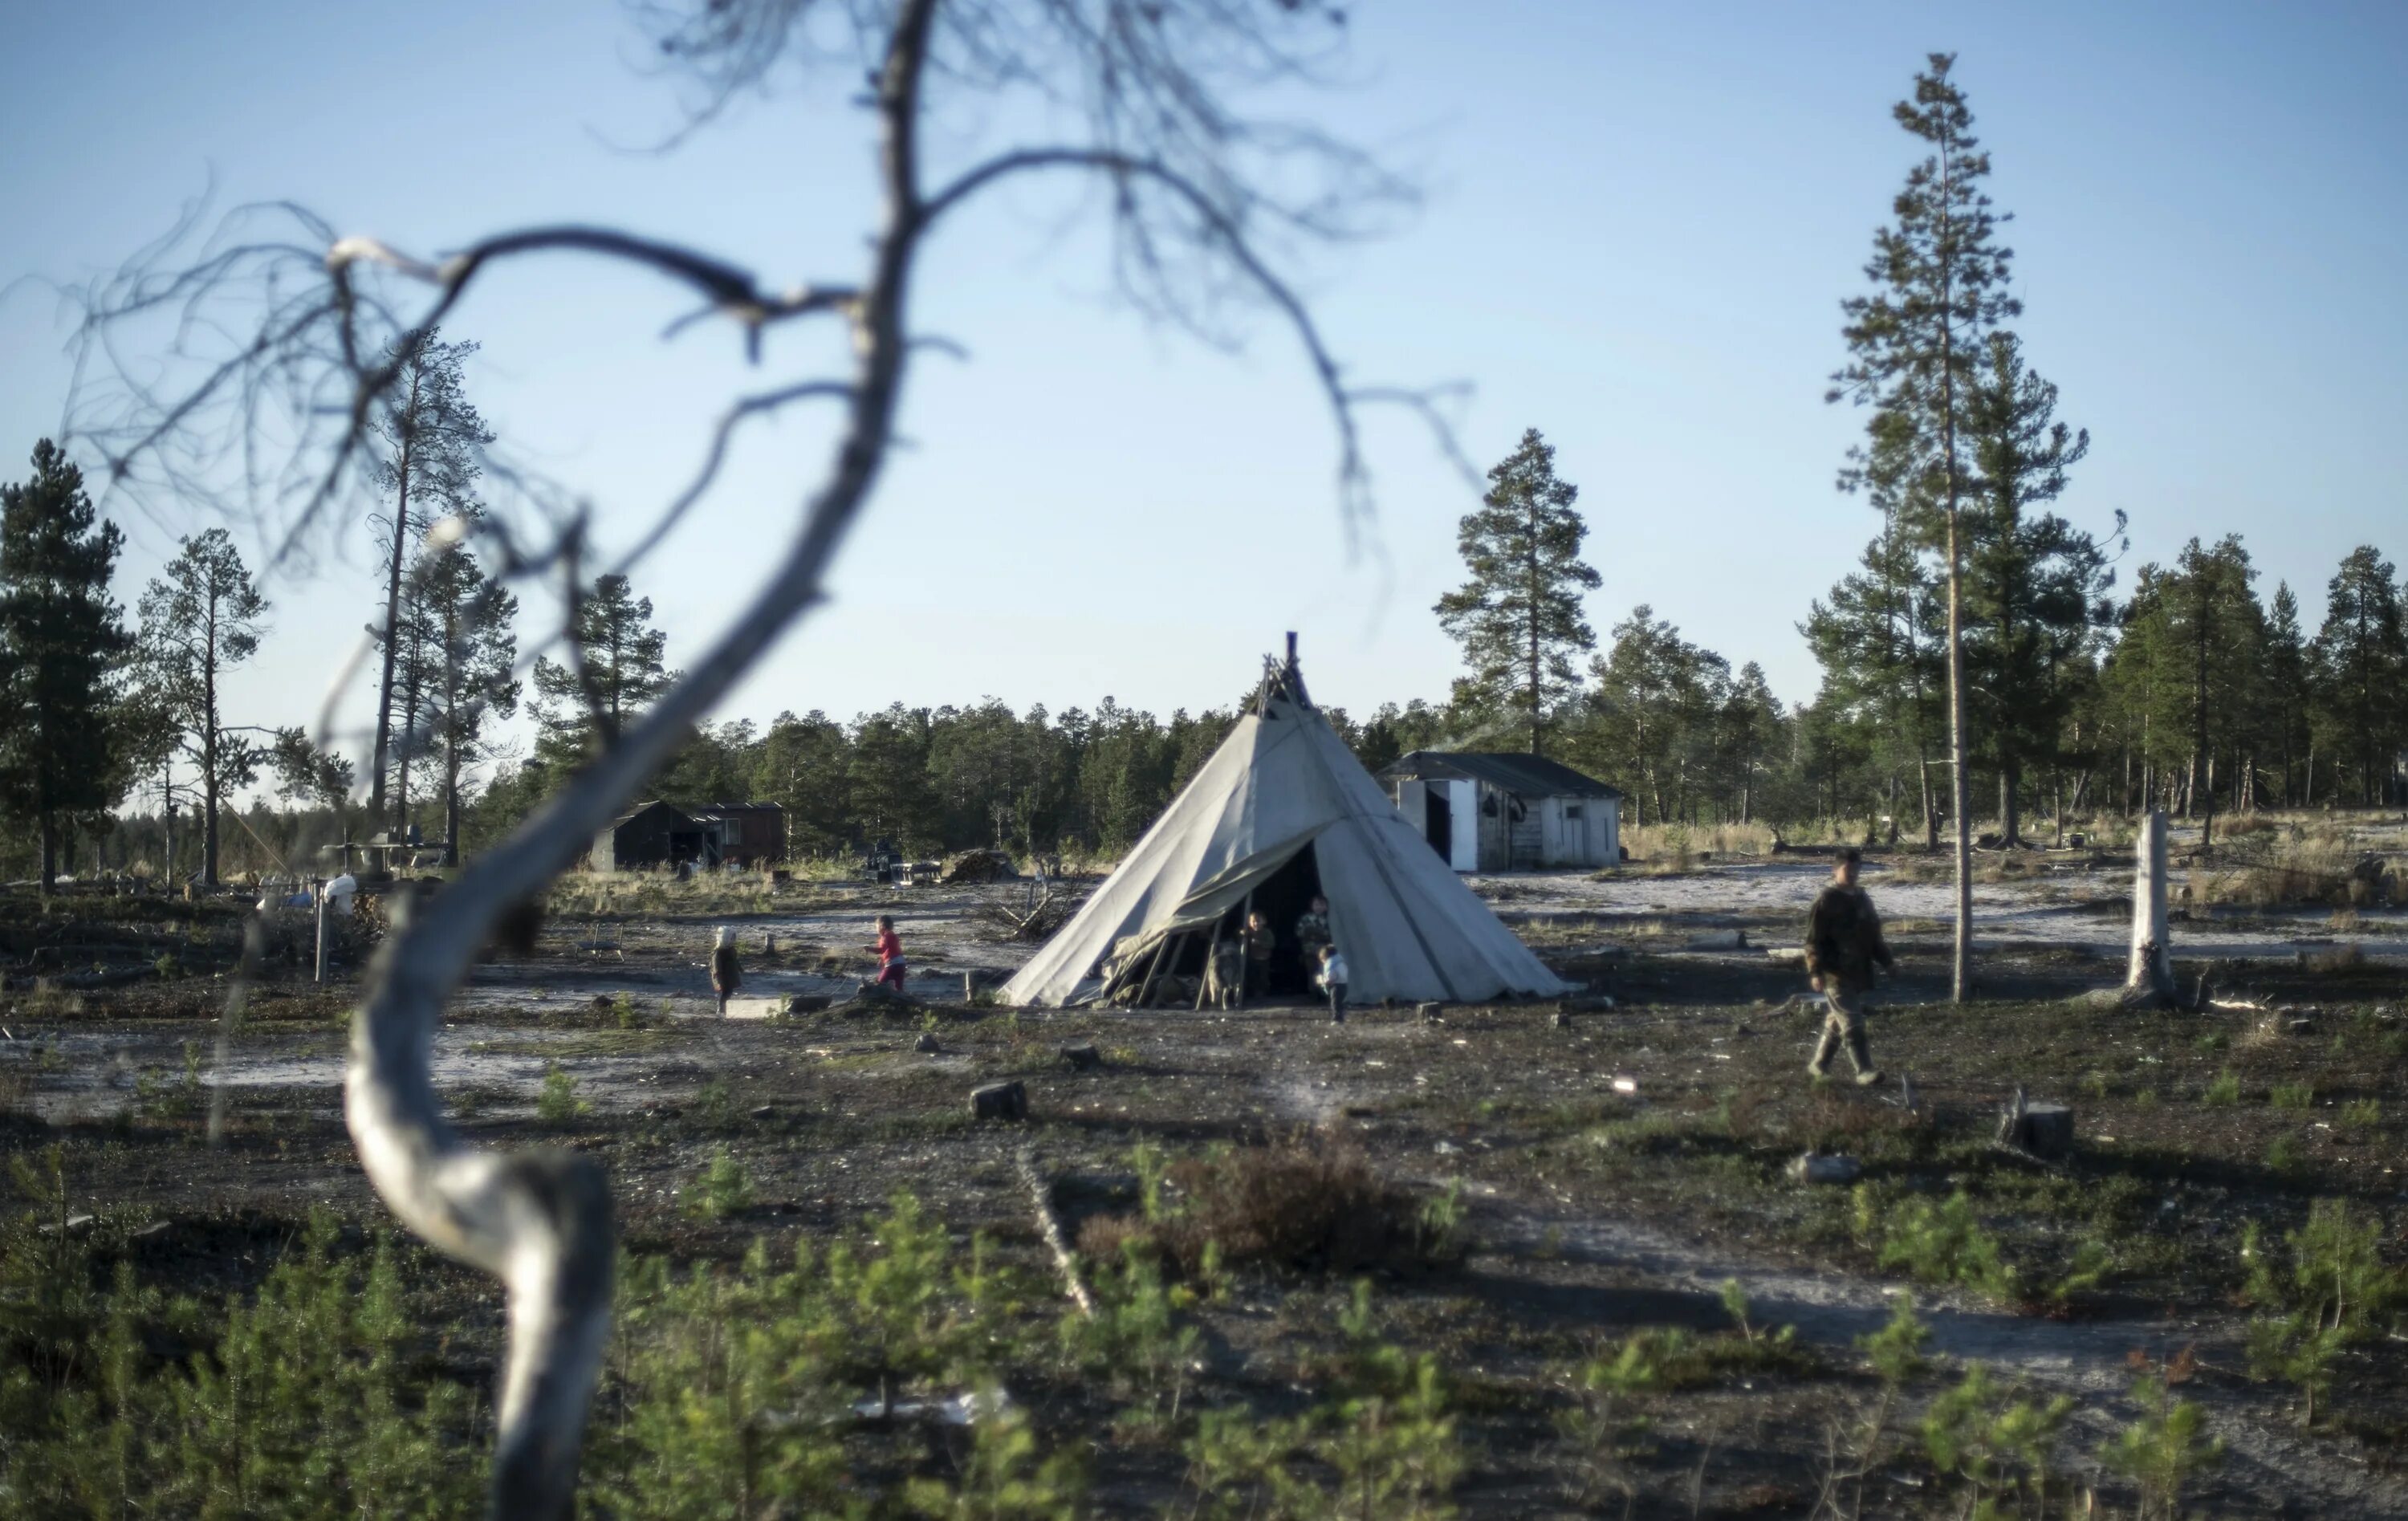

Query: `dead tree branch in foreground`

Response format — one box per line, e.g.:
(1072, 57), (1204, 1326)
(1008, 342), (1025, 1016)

(65, 2), (1462, 1513)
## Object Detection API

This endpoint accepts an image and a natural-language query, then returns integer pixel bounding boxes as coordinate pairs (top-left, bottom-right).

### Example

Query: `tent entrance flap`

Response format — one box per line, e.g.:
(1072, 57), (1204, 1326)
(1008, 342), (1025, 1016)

(1097, 843), (1324, 1000)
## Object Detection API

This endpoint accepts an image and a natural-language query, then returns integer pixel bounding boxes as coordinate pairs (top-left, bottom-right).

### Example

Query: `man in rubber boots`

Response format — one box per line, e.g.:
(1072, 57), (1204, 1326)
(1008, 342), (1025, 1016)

(1804, 848), (1894, 1084)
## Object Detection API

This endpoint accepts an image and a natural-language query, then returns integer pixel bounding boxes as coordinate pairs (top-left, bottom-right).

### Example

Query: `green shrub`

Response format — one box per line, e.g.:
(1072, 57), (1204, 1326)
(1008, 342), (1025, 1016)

(2098, 1370), (2222, 1519)
(535, 1062), (588, 1124)
(1855, 1187), (2019, 1303)
(689, 1145), (753, 1220)
(0, 1176), (482, 1518)
(2203, 1069), (2242, 1106)
(2269, 1082), (2314, 1111)
(2242, 1202), (2406, 1424)
(1181, 1280), (1461, 1520)
(1918, 1364), (2075, 1517)
(2341, 1098), (2381, 1129)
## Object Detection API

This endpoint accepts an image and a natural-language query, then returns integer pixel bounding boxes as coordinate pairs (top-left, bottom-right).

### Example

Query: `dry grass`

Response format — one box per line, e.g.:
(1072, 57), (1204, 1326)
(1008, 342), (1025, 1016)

(2189, 834), (2362, 909)
(1076, 1134), (1456, 1276)
(1620, 820), (1783, 868)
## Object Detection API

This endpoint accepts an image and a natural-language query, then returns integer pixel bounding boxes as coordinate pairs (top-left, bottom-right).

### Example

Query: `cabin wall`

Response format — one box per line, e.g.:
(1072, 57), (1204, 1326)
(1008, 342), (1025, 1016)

(1475, 782), (1512, 870)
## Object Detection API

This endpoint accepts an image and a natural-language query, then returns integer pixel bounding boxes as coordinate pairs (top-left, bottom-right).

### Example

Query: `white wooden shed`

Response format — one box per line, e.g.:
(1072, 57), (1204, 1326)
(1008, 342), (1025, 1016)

(1377, 751), (1621, 872)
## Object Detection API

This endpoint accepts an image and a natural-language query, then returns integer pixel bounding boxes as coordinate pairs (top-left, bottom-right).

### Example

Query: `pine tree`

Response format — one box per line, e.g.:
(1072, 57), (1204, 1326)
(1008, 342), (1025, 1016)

(270, 727), (356, 839)
(368, 332), (491, 825)
(529, 573), (673, 777)
(137, 530), (270, 887)
(1830, 54), (2021, 1000)
(2309, 546), (2407, 806)
(1587, 607), (1730, 827)
(1434, 427), (1600, 755)
(1962, 331), (2113, 843)
(2261, 583), (2312, 806)
(421, 539), (519, 864)
(0, 441), (136, 890)
(1803, 505), (1947, 844)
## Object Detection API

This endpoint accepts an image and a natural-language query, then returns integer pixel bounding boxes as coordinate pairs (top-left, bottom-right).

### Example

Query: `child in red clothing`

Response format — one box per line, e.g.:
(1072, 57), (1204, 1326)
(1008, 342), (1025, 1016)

(867, 914), (907, 991)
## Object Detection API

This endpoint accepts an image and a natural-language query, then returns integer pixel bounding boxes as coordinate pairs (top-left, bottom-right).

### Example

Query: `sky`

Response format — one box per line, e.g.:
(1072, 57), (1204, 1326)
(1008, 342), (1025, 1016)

(3, 0), (2404, 790)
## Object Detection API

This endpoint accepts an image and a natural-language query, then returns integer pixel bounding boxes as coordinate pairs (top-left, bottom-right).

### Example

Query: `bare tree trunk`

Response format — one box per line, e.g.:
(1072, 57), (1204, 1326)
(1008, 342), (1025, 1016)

(39, 812), (59, 895)
(2126, 809), (2174, 1003)
(369, 374), (419, 824)
(1946, 510), (1971, 1001)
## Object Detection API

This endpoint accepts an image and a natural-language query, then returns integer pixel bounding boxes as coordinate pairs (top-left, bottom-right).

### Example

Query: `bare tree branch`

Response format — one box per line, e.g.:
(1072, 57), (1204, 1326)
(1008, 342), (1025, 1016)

(67, 5), (1464, 1514)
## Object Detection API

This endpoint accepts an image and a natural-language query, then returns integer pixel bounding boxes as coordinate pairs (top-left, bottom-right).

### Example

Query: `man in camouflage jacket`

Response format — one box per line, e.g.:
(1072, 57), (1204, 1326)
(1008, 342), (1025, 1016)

(1804, 848), (1894, 1084)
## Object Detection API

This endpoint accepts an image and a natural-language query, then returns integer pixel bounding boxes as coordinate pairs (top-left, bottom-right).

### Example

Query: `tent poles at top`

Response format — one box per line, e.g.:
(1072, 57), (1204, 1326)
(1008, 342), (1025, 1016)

(1193, 913), (1225, 1011)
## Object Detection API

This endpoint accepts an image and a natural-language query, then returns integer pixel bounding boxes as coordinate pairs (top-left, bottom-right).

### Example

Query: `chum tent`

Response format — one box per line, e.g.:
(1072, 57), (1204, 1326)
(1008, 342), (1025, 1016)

(1000, 646), (1571, 1008)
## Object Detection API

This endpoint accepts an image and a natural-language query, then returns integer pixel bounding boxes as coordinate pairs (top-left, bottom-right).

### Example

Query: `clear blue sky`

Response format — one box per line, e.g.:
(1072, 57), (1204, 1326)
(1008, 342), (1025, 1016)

(3, 1), (2403, 782)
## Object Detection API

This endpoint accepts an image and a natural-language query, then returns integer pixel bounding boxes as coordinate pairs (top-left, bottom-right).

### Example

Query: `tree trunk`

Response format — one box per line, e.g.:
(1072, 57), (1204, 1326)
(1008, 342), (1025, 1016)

(1943, 506), (1971, 994)
(38, 812), (59, 896)
(201, 604), (222, 889)
(2126, 809), (2174, 1002)
(370, 380), (419, 824)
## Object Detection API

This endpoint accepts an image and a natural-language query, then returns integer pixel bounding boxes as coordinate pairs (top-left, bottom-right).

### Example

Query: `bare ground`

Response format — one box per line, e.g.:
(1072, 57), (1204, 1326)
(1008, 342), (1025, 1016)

(6, 843), (2407, 1515)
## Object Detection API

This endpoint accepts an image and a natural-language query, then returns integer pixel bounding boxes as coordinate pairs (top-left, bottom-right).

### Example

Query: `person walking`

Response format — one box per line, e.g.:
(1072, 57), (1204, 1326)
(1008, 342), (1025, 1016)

(1804, 848), (1895, 1085)
(867, 914), (908, 994)
(710, 925), (742, 1016)
(1316, 943), (1349, 1025)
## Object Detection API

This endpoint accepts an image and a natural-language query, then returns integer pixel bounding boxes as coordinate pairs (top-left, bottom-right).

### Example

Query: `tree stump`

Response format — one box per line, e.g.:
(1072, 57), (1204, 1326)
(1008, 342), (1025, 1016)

(1788, 1153), (1861, 1185)
(1997, 1088), (2076, 1160)
(784, 993), (834, 1016)
(913, 1032), (940, 1053)
(1059, 1043), (1101, 1072)
(970, 1080), (1027, 1122)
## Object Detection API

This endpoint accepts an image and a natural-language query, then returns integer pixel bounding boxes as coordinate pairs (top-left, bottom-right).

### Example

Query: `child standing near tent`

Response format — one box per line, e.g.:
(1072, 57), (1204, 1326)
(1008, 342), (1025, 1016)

(1316, 943), (1349, 1024)
(711, 925), (742, 1016)
(866, 914), (907, 993)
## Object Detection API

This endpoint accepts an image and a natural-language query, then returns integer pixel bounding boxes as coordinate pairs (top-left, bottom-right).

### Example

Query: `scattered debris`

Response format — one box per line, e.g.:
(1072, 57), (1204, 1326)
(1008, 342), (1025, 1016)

(1015, 1147), (1092, 1318)
(1610, 1076), (1639, 1095)
(937, 849), (1015, 886)
(1788, 1153), (1861, 1185)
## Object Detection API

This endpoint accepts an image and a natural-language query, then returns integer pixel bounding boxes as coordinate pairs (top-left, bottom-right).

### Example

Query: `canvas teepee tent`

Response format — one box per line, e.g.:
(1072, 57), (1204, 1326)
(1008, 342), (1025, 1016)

(1001, 645), (1570, 1008)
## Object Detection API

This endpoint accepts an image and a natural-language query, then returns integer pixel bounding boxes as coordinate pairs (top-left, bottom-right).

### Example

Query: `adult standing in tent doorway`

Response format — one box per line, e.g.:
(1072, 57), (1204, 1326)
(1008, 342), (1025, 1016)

(1242, 909), (1278, 1000)
(1294, 896), (1332, 971)
(1804, 849), (1894, 1085)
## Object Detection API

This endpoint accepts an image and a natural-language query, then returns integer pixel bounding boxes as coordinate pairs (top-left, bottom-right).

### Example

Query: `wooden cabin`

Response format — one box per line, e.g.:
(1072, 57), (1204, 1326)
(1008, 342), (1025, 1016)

(1377, 751), (1621, 872)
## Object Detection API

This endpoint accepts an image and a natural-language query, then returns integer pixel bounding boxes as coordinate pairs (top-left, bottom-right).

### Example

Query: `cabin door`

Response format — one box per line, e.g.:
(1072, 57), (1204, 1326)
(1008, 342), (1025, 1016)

(1424, 787), (1453, 860)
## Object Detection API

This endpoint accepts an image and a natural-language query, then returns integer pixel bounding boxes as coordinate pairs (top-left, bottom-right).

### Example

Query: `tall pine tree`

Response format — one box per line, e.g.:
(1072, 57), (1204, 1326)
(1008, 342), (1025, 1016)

(1962, 331), (2113, 844)
(1830, 54), (2021, 1000)
(530, 572), (673, 778)
(1434, 428), (1600, 755)
(2309, 546), (2407, 806)
(138, 530), (270, 887)
(368, 332), (491, 826)
(0, 441), (135, 890)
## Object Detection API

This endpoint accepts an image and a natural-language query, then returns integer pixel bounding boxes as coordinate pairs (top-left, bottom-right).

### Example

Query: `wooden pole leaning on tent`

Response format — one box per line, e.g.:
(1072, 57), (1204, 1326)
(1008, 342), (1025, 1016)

(1194, 916), (1226, 1011)
(1135, 930), (1175, 1009)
